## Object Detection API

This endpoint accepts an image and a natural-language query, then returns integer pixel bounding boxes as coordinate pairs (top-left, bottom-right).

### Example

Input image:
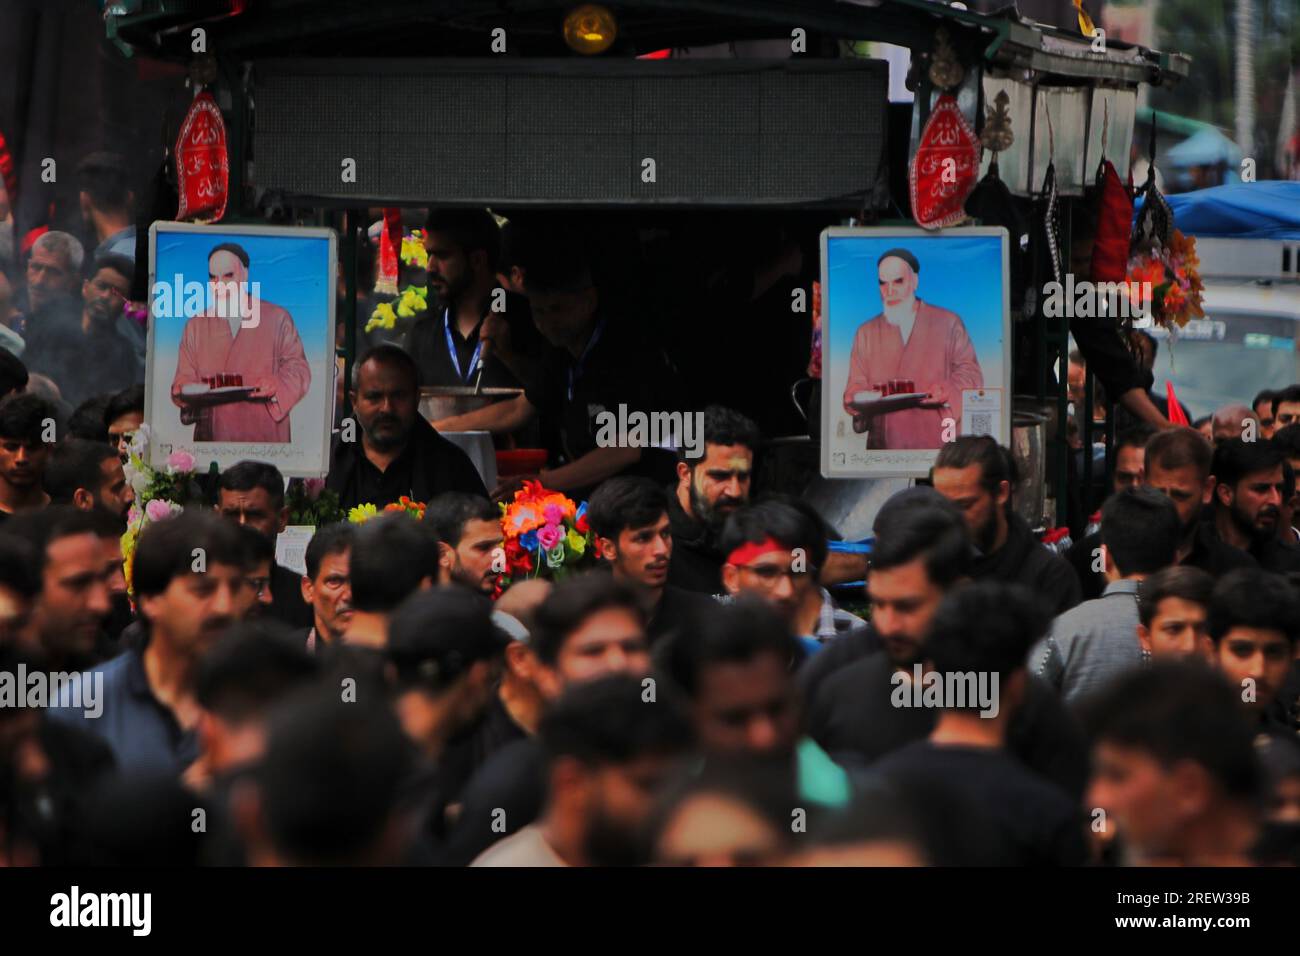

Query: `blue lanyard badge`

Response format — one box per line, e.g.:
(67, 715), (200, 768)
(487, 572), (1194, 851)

(444, 309), (484, 384)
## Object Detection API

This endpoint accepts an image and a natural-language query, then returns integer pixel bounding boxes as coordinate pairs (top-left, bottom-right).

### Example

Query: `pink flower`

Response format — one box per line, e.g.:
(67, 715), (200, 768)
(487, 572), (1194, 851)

(537, 523), (563, 551)
(543, 504), (565, 526)
(167, 450), (196, 472)
(304, 477), (326, 501)
(145, 499), (173, 522)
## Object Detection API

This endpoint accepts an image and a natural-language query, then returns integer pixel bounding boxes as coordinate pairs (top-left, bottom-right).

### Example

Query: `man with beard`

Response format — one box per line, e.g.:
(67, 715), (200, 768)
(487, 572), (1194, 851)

(43, 439), (134, 521)
(1143, 428), (1255, 577)
(299, 522), (355, 653)
(425, 492), (504, 596)
(587, 476), (712, 644)
(805, 499), (1090, 799)
(1206, 568), (1299, 737)
(932, 436), (1079, 614)
(1254, 389), (1279, 440)
(0, 394), (56, 522)
(49, 511), (249, 775)
(471, 674), (692, 866)
(665, 405), (760, 596)
(842, 248), (982, 449)
(326, 344), (485, 511)
(1212, 439), (1300, 574)
(4, 507), (115, 671)
(409, 209), (538, 390)
(56, 254), (142, 407)
(432, 230), (687, 497)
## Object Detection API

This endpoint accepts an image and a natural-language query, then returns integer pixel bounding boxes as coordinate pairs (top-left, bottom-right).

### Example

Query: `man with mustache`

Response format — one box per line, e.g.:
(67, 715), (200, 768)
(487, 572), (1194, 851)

(58, 253), (142, 407)
(409, 209), (539, 390)
(842, 248), (983, 450)
(1211, 439), (1300, 574)
(43, 438), (134, 522)
(49, 511), (249, 776)
(587, 476), (711, 645)
(299, 522), (355, 653)
(326, 344), (486, 511)
(665, 405), (761, 596)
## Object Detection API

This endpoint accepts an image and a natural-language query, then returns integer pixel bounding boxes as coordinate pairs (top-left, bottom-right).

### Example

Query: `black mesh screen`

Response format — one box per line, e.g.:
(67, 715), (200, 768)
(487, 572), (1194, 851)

(253, 58), (887, 207)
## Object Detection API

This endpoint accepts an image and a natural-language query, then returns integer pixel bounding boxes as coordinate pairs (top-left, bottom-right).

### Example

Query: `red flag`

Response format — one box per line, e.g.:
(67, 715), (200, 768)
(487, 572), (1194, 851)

(1165, 381), (1189, 426)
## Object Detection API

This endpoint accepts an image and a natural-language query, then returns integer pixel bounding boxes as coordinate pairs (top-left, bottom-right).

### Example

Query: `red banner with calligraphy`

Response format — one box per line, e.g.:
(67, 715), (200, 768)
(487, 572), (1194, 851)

(909, 95), (981, 230)
(176, 91), (229, 222)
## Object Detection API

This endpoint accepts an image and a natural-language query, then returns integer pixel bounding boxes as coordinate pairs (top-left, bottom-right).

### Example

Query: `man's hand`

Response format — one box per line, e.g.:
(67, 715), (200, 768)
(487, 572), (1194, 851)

(479, 311), (512, 362)
(251, 377), (278, 401)
(491, 473), (539, 503)
(920, 382), (949, 407)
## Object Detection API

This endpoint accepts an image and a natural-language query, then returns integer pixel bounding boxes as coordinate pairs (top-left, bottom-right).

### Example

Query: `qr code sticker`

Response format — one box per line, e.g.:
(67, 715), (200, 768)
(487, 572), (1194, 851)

(968, 413), (993, 436)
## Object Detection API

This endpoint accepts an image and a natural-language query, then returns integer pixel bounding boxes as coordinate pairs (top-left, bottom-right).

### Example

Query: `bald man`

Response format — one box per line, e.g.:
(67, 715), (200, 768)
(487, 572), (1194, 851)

(1210, 404), (1257, 444)
(842, 248), (983, 449)
(171, 243), (311, 443)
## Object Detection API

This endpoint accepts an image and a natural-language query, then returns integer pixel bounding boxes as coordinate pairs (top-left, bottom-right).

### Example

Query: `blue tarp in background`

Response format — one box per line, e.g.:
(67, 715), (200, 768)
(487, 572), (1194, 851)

(1135, 181), (1300, 240)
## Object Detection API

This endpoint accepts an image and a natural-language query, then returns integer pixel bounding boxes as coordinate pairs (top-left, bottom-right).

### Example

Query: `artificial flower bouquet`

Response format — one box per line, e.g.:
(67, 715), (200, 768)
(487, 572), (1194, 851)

(347, 496), (426, 524)
(121, 428), (206, 597)
(495, 481), (595, 598)
(1125, 228), (1205, 330)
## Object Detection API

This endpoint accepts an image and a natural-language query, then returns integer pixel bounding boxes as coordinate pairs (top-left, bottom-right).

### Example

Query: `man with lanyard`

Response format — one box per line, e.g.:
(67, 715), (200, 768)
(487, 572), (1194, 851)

(433, 228), (685, 499)
(409, 209), (538, 391)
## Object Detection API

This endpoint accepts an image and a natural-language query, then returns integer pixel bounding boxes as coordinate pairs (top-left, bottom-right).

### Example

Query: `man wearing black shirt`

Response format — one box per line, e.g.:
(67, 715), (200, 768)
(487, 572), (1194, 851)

(874, 582), (1087, 866)
(0, 393), (56, 521)
(1211, 438), (1300, 575)
(665, 405), (761, 596)
(433, 236), (686, 498)
(1140, 428), (1257, 581)
(933, 436), (1079, 615)
(425, 492), (505, 597)
(587, 476), (712, 645)
(326, 344), (486, 511)
(805, 497), (1089, 799)
(408, 209), (538, 391)
(217, 460), (314, 629)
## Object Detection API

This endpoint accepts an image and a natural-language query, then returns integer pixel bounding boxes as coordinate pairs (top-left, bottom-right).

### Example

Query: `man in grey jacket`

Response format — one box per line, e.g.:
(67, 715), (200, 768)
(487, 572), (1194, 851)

(1031, 487), (1181, 708)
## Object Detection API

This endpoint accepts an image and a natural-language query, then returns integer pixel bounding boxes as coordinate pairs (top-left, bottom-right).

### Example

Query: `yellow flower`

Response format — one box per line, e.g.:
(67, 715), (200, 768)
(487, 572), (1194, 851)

(365, 302), (397, 332)
(348, 503), (379, 524)
(566, 527), (586, 554)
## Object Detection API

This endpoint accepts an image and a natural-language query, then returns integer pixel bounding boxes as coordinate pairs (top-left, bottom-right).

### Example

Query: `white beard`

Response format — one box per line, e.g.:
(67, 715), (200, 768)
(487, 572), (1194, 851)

(883, 296), (918, 344)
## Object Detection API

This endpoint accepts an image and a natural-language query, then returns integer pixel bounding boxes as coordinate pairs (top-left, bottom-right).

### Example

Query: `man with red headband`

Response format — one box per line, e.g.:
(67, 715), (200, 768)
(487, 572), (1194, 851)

(842, 247), (983, 450)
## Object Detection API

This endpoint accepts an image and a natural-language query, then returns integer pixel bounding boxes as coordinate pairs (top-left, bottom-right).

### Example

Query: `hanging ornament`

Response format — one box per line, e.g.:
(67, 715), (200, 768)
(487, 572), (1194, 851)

(374, 208), (402, 297)
(1089, 101), (1133, 286)
(927, 28), (965, 92)
(911, 95), (981, 229)
(981, 90), (1015, 154)
(175, 89), (229, 222)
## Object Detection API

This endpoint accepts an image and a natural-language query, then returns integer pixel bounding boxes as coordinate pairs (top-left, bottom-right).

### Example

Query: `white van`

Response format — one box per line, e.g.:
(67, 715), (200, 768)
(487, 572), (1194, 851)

(1142, 238), (1300, 419)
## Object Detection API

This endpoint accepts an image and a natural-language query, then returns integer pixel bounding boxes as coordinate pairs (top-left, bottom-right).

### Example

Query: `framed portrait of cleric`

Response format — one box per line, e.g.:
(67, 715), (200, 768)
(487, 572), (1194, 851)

(819, 226), (1010, 479)
(144, 222), (336, 477)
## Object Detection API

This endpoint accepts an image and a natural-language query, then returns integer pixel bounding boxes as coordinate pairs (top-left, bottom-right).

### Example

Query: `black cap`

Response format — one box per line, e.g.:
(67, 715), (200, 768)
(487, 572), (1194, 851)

(387, 587), (509, 691)
(877, 247), (920, 274)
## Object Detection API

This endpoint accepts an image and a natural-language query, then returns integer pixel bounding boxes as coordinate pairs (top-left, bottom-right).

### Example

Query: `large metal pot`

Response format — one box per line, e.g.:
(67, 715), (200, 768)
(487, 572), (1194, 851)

(419, 386), (522, 423)
(1011, 400), (1049, 531)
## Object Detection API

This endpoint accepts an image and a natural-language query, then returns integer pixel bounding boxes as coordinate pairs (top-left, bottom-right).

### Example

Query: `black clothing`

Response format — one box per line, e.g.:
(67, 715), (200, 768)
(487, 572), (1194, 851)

(797, 622), (882, 705)
(648, 585), (714, 644)
(972, 513), (1080, 615)
(665, 492), (726, 595)
(326, 415), (486, 511)
(20, 297), (82, 396)
(409, 296), (539, 391)
(807, 649), (1090, 800)
(874, 742), (1087, 866)
(1068, 522), (1257, 602)
(523, 316), (685, 499)
(437, 693), (529, 814)
(12, 719), (116, 865)
(1250, 535), (1300, 575)
(433, 736), (546, 866)
(57, 322), (143, 408)
(268, 561), (313, 629)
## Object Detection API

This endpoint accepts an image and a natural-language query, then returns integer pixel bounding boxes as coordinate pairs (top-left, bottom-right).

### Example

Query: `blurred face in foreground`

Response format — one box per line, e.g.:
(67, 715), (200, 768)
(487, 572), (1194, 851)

(1088, 742), (1208, 863)
(867, 556), (944, 667)
(539, 606), (650, 700)
(691, 650), (799, 759)
(655, 792), (785, 867)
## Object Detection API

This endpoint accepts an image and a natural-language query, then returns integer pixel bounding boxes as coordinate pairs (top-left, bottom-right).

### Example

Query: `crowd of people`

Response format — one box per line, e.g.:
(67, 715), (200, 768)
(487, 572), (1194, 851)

(0, 161), (1299, 868)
